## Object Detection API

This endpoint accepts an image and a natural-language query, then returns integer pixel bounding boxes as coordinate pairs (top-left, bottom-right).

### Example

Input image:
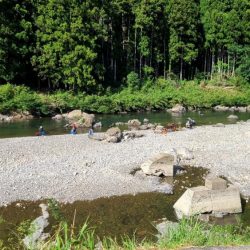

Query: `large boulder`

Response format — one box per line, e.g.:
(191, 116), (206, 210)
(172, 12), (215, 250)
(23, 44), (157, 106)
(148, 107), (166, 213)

(128, 119), (141, 128)
(12, 112), (34, 121)
(173, 178), (242, 219)
(66, 110), (95, 127)
(141, 153), (175, 177)
(247, 105), (250, 112)
(171, 104), (186, 113)
(0, 114), (10, 122)
(213, 105), (229, 112)
(80, 112), (95, 127)
(52, 114), (63, 120)
(238, 107), (247, 112)
(104, 127), (122, 143)
(67, 110), (82, 120)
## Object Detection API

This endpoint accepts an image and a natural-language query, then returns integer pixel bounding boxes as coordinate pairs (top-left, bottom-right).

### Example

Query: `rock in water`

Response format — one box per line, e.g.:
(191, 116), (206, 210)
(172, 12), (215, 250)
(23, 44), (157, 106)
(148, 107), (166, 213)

(227, 114), (239, 120)
(23, 204), (50, 249)
(52, 114), (63, 120)
(173, 178), (242, 219)
(81, 112), (95, 127)
(67, 110), (82, 120)
(213, 105), (229, 112)
(171, 104), (186, 113)
(128, 119), (141, 128)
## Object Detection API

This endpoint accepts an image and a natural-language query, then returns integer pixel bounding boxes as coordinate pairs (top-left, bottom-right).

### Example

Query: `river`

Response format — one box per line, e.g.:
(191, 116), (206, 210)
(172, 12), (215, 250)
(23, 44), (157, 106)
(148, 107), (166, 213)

(0, 110), (249, 138)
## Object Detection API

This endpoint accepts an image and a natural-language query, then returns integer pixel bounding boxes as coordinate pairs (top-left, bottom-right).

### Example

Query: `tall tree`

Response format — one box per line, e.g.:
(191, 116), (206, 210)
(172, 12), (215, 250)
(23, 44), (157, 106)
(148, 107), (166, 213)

(32, 0), (101, 90)
(0, 0), (35, 84)
(167, 0), (200, 80)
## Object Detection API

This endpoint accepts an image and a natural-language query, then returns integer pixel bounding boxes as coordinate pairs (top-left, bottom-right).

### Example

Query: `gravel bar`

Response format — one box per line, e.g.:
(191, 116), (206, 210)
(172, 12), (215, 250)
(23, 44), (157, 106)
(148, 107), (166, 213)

(0, 122), (250, 206)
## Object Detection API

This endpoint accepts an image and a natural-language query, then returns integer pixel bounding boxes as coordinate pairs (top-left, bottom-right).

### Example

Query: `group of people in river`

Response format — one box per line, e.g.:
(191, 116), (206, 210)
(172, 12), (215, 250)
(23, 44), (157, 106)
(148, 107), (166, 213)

(36, 117), (196, 136)
(36, 123), (94, 136)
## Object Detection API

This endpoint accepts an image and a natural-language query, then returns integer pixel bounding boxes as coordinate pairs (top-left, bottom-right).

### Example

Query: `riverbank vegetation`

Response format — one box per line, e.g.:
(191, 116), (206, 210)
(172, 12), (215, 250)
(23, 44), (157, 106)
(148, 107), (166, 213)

(0, 0), (249, 93)
(0, 81), (249, 115)
(2, 218), (250, 249)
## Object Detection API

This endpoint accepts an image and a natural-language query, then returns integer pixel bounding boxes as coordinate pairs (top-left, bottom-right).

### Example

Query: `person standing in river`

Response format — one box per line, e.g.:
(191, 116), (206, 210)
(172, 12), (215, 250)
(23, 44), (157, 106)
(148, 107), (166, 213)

(70, 123), (77, 135)
(37, 126), (46, 136)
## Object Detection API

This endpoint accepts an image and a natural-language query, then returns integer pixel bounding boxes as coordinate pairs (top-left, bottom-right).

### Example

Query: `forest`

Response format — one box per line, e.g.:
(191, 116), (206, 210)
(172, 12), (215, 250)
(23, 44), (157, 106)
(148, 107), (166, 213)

(0, 0), (249, 114)
(0, 0), (249, 90)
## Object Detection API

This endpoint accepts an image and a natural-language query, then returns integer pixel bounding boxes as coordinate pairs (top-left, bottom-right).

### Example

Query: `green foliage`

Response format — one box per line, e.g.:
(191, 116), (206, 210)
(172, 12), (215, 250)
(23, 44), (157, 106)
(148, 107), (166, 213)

(126, 72), (140, 91)
(0, 0), (249, 87)
(48, 199), (65, 222)
(0, 82), (249, 115)
(159, 217), (250, 249)
(0, 84), (43, 114)
(44, 221), (96, 250)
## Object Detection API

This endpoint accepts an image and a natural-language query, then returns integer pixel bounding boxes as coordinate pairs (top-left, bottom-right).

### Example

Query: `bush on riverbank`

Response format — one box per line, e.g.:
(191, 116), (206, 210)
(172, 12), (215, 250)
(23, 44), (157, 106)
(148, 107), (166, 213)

(0, 80), (250, 116)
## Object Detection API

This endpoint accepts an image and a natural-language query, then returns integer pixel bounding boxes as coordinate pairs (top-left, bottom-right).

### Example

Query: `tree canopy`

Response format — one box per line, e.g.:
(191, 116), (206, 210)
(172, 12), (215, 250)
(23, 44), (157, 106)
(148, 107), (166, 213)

(0, 0), (249, 91)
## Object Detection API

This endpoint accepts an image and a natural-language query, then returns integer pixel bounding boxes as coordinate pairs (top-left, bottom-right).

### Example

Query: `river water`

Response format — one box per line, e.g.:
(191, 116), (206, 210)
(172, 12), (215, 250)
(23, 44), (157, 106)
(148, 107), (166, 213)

(0, 110), (249, 138)
(0, 167), (250, 247)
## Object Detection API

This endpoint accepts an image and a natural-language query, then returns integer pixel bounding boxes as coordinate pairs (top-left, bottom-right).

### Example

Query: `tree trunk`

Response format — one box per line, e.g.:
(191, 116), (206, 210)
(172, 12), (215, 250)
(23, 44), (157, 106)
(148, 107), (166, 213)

(180, 48), (183, 81)
(114, 59), (117, 82)
(134, 28), (137, 72)
(163, 31), (166, 79)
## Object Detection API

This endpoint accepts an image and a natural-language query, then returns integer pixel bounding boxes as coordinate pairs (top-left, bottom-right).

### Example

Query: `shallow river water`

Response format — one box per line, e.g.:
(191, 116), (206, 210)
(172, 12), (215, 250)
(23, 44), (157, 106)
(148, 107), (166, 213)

(0, 110), (249, 138)
(0, 167), (249, 247)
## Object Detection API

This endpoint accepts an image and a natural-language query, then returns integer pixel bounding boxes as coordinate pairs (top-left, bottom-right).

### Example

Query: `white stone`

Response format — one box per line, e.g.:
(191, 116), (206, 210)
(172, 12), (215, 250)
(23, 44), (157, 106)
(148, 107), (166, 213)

(141, 153), (174, 177)
(205, 177), (227, 190)
(173, 185), (242, 219)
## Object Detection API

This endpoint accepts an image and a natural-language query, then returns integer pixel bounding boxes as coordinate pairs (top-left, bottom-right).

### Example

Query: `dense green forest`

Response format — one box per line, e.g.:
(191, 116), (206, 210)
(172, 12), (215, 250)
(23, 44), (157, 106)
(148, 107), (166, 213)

(0, 0), (249, 91)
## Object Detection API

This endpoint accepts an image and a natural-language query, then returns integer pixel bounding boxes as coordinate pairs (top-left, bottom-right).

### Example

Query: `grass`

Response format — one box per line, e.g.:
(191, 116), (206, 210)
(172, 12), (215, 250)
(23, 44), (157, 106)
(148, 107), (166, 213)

(36, 218), (250, 250)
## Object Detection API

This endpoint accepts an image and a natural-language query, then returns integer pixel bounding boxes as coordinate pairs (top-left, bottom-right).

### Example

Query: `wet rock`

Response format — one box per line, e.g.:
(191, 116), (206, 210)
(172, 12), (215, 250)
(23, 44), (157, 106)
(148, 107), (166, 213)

(170, 104), (186, 113)
(156, 219), (179, 239)
(67, 110), (82, 120)
(227, 114), (239, 120)
(0, 114), (10, 122)
(238, 107), (247, 112)
(114, 122), (126, 126)
(143, 118), (149, 125)
(52, 114), (63, 120)
(23, 204), (50, 249)
(128, 119), (141, 128)
(93, 122), (102, 128)
(213, 105), (229, 112)
(78, 112), (95, 127)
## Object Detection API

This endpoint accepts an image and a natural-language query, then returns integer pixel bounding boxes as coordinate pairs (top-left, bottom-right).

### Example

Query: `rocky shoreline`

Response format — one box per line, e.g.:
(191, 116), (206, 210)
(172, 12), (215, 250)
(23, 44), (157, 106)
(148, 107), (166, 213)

(0, 122), (250, 206)
(1, 104), (250, 123)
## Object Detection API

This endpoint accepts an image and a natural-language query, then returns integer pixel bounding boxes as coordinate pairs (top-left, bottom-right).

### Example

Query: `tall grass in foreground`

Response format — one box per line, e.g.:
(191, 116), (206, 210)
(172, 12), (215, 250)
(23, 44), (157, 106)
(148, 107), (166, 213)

(40, 218), (250, 250)
(159, 218), (250, 249)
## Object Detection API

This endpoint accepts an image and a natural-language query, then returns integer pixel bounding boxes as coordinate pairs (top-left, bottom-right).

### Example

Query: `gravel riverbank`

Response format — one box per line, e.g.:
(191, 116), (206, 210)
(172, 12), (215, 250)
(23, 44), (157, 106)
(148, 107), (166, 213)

(0, 122), (250, 206)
